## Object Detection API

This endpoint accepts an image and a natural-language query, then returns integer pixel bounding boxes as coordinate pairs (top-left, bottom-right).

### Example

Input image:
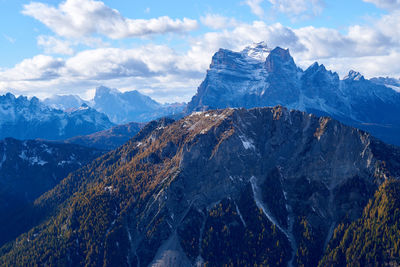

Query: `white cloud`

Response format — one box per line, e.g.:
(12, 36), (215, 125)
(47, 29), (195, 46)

(244, 0), (325, 19)
(363, 0), (400, 9)
(0, 55), (64, 82)
(4, 7), (400, 102)
(200, 14), (238, 30)
(37, 36), (74, 55)
(0, 45), (204, 102)
(269, 0), (325, 18)
(180, 21), (304, 73)
(244, 0), (265, 17)
(22, 0), (198, 39)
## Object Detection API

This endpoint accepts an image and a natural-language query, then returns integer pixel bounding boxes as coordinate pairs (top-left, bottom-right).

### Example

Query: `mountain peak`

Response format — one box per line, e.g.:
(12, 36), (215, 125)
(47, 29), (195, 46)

(95, 86), (119, 97)
(345, 70), (364, 81)
(269, 47), (292, 60)
(265, 47), (297, 73)
(241, 41), (271, 61)
(4, 92), (16, 100)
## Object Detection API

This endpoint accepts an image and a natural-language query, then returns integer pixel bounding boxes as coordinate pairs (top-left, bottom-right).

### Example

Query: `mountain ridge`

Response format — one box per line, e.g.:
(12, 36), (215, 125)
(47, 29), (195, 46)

(0, 93), (114, 140)
(1, 106), (399, 266)
(43, 86), (186, 124)
(186, 43), (400, 146)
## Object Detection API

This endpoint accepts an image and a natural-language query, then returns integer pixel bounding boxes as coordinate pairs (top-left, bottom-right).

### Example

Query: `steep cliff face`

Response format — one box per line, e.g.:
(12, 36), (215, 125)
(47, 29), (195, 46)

(186, 43), (400, 146)
(1, 107), (399, 266)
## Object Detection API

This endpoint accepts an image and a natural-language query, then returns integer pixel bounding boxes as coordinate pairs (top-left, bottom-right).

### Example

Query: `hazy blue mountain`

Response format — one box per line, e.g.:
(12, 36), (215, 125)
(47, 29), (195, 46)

(43, 87), (186, 124)
(0, 93), (114, 140)
(43, 94), (90, 110)
(370, 76), (400, 92)
(93, 86), (185, 123)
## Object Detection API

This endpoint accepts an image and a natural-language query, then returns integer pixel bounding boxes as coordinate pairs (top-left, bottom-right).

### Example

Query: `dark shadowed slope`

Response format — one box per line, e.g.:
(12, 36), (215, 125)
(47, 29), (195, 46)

(0, 138), (104, 247)
(65, 121), (146, 150)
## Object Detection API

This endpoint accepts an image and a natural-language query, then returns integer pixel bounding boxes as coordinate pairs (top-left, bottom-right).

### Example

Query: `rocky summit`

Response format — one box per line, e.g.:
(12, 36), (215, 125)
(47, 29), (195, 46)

(186, 43), (400, 146)
(1, 107), (399, 266)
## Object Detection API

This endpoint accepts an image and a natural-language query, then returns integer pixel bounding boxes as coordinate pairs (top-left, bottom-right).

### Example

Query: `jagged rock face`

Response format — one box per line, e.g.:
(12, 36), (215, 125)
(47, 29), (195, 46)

(186, 43), (400, 146)
(0, 93), (114, 140)
(2, 107), (399, 267)
(0, 138), (104, 247)
(140, 107), (390, 267)
(186, 46), (301, 112)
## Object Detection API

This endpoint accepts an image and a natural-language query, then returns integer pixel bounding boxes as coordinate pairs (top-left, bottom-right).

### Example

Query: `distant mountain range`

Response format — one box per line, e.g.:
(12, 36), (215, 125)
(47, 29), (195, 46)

(0, 93), (114, 140)
(43, 94), (89, 111)
(186, 42), (400, 146)
(3, 43), (400, 146)
(1, 42), (400, 267)
(44, 86), (186, 124)
(1, 107), (399, 266)
(0, 87), (185, 141)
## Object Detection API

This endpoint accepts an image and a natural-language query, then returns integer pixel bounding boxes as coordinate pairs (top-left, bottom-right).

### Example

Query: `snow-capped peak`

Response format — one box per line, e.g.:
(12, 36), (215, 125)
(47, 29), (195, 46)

(344, 70), (364, 81)
(241, 41), (271, 62)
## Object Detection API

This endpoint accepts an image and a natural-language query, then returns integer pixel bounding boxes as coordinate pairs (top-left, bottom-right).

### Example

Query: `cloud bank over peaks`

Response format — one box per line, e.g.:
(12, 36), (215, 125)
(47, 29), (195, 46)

(22, 0), (198, 39)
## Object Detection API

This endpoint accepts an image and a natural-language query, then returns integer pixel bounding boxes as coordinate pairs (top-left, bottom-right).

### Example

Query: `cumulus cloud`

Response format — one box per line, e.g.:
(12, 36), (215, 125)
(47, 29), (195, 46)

(244, 0), (265, 17)
(269, 0), (325, 18)
(244, 0), (325, 19)
(0, 45), (204, 102)
(37, 36), (74, 55)
(0, 55), (65, 82)
(22, 0), (198, 39)
(200, 14), (238, 30)
(363, 0), (400, 9)
(4, 6), (400, 102)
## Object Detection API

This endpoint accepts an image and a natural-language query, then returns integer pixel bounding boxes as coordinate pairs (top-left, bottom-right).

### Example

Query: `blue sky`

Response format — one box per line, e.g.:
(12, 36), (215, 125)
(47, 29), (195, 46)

(0, 0), (399, 102)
